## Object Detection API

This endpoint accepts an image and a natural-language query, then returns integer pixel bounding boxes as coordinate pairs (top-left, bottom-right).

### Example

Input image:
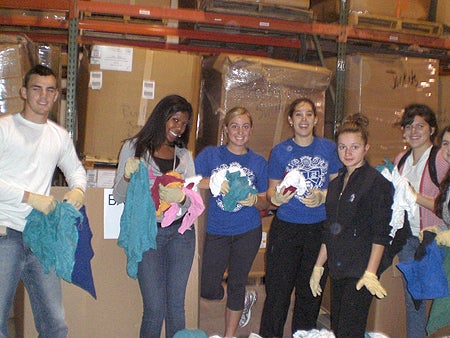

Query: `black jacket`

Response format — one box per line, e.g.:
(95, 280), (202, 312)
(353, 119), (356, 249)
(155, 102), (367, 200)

(324, 162), (393, 279)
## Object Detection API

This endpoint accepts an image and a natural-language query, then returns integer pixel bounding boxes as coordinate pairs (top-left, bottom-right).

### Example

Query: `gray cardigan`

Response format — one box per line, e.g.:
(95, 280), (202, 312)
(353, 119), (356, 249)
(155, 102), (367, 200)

(113, 139), (195, 223)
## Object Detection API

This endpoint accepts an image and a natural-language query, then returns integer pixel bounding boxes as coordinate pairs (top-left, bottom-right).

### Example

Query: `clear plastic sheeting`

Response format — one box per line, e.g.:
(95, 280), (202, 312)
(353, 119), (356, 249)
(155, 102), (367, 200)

(0, 34), (35, 116)
(197, 54), (332, 160)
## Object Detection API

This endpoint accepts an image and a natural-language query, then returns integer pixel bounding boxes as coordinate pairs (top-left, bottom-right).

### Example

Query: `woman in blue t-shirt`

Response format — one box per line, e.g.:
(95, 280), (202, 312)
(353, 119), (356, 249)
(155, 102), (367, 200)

(260, 98), (342, 337)
(195, 107), (269, 337)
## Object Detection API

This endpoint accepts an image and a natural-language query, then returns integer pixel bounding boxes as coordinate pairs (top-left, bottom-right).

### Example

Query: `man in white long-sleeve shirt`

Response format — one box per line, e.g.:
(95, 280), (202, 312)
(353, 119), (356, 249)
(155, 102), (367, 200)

(0, 64), (87, 338)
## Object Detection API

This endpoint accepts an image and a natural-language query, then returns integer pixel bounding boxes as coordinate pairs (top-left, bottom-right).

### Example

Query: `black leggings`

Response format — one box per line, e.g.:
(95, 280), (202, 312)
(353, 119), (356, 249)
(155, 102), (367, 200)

(200, 226), (262, 311)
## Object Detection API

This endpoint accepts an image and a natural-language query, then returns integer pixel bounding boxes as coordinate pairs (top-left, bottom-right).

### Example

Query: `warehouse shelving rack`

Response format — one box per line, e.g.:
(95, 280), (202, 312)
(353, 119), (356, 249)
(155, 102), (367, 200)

(1, 0), (449, 138)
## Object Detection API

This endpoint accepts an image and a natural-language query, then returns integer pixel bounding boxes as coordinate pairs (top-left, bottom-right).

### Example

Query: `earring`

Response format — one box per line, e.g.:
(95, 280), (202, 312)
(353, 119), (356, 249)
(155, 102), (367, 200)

(290, 123), (293, 127)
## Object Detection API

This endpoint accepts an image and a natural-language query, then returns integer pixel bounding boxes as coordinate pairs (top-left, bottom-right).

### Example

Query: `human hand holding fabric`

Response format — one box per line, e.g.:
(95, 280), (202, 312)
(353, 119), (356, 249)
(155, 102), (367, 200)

(220, 180), (230, 195)
(436, 230), (450, 247)
(26, 192), (57, 215)
(238, 193), (258, 207)
(356, 271), (387, 299)
(124, 158), (140, 179)
(309, 266), (324, 297)
(63, 188), (85, 210)
(271, 187), (296, 206)
(301, 189), (327, 208)
(159, 184), (185, 203)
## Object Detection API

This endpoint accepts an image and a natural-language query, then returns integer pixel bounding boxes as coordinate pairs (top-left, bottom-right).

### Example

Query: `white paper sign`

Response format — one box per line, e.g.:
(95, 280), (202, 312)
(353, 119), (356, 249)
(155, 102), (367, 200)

(103, 189), (123, 239)
(91, 45), (133, 72)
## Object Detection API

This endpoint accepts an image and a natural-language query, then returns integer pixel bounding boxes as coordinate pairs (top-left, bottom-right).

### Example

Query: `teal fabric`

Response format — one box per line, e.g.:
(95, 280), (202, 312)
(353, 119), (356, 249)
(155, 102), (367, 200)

(118, 161), (157, 279)
(427, 247), (450, 335)
(24, 202), (81, 282)
(173, 329), (209, 338)
(223, 170), (257, 212)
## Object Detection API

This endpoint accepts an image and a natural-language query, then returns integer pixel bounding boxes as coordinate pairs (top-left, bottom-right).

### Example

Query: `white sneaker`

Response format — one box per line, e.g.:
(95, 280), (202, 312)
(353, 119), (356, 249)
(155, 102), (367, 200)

(239, 290), (257, 328)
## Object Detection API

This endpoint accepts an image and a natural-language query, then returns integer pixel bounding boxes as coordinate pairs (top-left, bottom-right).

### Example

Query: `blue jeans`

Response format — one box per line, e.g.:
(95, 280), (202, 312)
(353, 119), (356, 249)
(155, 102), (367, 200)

(398, 236), (427, 338)
(138, 221), (195, 338)
(0, 228), (67, 338)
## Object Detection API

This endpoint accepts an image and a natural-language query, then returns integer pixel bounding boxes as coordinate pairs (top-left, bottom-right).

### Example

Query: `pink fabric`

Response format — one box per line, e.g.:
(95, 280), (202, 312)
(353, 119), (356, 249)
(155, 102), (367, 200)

(160, 187), (205, 234)
(395, 148), (449, 230)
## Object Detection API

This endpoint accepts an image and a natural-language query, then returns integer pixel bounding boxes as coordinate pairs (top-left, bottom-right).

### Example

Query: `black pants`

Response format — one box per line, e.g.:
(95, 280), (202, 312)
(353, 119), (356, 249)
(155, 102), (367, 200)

(260, 215), (327, 337)
(331, 277), (373, 338)
(200, 226), (262, 310)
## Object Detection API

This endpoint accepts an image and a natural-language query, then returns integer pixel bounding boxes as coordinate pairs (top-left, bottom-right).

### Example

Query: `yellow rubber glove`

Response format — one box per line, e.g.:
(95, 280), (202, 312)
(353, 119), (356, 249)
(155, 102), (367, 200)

(159, 184), (185, 203)
(436, 230), (450, 247)
(220, 180), (230, 195)
(419, 225), (439, 242)
(309, 266), (324, 297)
(27, 192), (57, 215)
(238, 193), (258, 207)
(124, 158), (140, 179)
(356, 271), (387, 299)
(271, 187), (296, 206)
(301, 189), (327, 208)
(63, 188), (85, 210)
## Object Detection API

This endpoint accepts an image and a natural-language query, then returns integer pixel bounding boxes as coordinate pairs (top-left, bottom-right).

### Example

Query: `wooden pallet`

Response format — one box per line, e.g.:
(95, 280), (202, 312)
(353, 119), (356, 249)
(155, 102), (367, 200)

(349, 13), (443, 37)
(202, 0), (314, 23)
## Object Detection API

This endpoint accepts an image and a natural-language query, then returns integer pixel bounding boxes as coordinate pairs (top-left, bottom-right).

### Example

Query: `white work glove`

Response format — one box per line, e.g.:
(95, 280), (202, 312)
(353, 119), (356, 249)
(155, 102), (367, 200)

(436, 230), (450, 247)
(26, 192), (57, 215)
(159, 184), (185, 203)
(238, 193), (258, 207)
(220, 180), (230, 195)
(271, 187), (296, 206)
(301, 189), (327, 208)
(124, 158), (140, 179)
(309, 266), (324, 297)
(63, 188), (85, 210)
(356, 271), (387, 299)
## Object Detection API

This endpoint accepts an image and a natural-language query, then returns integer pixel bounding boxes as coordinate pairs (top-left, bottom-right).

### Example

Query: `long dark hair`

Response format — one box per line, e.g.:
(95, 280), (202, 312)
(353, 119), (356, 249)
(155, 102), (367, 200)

(435, 125), (450, 218)
(130, 95), (193, 158)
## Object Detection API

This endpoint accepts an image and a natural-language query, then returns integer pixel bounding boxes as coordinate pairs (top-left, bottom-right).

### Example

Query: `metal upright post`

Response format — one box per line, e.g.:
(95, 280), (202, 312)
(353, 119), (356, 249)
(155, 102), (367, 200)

(66, 17), (79, 141)
(334, 0), (349, 135)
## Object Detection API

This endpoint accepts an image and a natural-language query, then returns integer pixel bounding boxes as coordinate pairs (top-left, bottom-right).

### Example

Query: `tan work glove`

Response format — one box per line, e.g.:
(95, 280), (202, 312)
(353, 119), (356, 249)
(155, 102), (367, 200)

(271, 187), (296, 206)
(220, 180), (230, 195)
(238, 193), (258, 207)
(419, 225), (439, 242)
(356, 271), (387, 299)
(159, 184), (185, 203)
(26, 192), (57, 215)
(124, 158), (140, 179)
(63, 188), (85, 210)
(301, 189), (327, 208)
(436, 230), (450, 247)
(309, 266), (324, 297)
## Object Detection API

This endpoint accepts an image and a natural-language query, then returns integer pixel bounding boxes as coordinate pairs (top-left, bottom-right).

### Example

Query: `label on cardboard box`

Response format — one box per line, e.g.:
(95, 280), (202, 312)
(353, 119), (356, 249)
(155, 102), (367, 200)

(91, 45), (134, 72)
(89, 71), (102, 90)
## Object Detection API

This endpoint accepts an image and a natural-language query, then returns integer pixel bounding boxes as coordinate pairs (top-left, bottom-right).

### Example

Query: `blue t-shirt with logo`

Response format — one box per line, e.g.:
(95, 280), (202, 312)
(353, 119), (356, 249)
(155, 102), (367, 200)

(195, 145), (268, 235)
(268, 137), (341, 224)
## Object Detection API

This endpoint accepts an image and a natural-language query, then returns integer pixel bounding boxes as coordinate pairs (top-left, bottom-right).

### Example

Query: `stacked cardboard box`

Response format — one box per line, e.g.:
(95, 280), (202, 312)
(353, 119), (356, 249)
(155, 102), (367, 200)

(312, 0), (431, 22)
(0, 35), (33, 116)
(197, 54), (332, 160)
(77, 45), (202, 162)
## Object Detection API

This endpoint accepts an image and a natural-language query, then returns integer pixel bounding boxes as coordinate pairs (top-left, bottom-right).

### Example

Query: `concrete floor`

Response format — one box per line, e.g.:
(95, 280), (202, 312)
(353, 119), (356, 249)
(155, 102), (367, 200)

(199, 282), (331, 338)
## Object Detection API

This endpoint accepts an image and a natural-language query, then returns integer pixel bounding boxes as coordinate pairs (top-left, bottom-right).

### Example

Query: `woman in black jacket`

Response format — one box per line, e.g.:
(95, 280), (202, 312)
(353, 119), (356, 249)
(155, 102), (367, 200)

(309, 114), (393, 338)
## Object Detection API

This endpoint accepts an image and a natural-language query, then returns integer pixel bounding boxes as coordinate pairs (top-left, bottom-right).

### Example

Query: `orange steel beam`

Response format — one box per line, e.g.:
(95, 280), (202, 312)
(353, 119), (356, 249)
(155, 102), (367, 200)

(0, 0), (70, 11)
(77, 1), (341, 38)
(79, 20), (302, 48)
(347, 26), (450, 50)
(0, 14), (69, 29)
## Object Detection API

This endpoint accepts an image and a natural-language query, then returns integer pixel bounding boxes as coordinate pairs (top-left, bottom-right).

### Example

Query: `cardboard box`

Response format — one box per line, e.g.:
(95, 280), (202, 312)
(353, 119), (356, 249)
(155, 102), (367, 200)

(196, 54), (332, 160)
(77, 46), (202, 161)
(311, 0), (431, 21)
(86, 168), (117, 188)
(0, 42), (31, 116)
(21, 187), (200, 337)
(439, 75), (450, 128)
(326, 54), (439, 167)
